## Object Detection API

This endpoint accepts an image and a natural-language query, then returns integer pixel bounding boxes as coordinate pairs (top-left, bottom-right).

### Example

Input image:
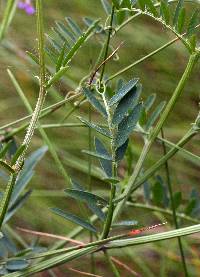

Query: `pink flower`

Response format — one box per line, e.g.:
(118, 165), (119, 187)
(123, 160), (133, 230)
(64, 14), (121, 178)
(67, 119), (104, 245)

(18, 0), (35, 15)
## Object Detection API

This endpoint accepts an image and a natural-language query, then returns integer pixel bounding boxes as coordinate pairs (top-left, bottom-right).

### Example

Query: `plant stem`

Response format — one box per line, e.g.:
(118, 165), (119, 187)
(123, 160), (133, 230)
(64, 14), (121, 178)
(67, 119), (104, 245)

(161, 128), (189, 277)
(101, 91), (117, 239)
(49, 127), (197, 254)
(99, 5), (115, 83)
(0, 0), (46, 228)
(127, 202), (200, 224)
(113, 52), (199, 221)
(106, 37), (179, 82)
(104, 251), (120, 277)
(0, 92), (82, 132)
(0, 0), (17, 41)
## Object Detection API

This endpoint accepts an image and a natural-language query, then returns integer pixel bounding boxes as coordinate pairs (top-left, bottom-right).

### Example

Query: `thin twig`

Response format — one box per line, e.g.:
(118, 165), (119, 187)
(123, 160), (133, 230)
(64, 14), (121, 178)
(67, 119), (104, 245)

(89, 42), (123, 85)
(17, 227), (85, 246)
(111, 257), (141, 277)
(68, 267), (103, 277)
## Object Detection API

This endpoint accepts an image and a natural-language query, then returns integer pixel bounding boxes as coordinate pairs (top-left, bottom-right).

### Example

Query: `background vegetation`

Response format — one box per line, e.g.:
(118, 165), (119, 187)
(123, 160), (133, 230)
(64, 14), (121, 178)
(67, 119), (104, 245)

(0, 0), (200, 276)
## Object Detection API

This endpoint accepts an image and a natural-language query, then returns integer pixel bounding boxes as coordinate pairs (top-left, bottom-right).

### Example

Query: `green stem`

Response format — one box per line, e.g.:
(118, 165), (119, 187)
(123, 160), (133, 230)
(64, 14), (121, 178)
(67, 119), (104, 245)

(0, 0), (17, 41)
(113, 53), (199, 221)
(161, 128), (189, 277)
(104, 251), (120, 277)
(127, 202), (200, 224)
(0, 0), (46, 229)
(99, 5), (115, 83)
(101, 90), (117, 239)
(0, 93), (82, 132)
(0, 174), (17, 227)
(106, 37), (178, 82)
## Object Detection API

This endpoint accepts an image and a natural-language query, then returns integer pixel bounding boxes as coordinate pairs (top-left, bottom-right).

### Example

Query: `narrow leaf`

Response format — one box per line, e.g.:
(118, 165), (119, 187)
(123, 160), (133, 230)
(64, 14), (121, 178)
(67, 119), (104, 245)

(5, 190), (32, 223)
(95, 138), (112, 177)
(101, 0), (112, 15)
(145, 101), (166, 130)
(173, 0), (184, 27)
(112, 84), (141, 125)
(172, 191), (182, 210)
(82, 150), (112, 160)
(0, 160), (15, 174)
(78, 117), (111, 138)
(70, 180), (106, 221)
(115, 139), (129, 161)
(65, 17), (82, 36)
(160, 0), (170, 25)
(176, 7), (185, 33)
(115, 103), (142, 147)
(145, 0), (158, 17)
(0, 141), (12, 159)
(6, 259), (29, 271)
(64, 189), (107, 205)
(51, 208), (97, 233)
(112, 220), (138, 227)
(83, 88), (107, 117)
(11, 145), (26, 166)
(138, 0), (145, 11)
(186, 9), (199, 37)
(109, 78), (139, 106)
(26, 51), (39, 65)
(144, 93), (156, 111)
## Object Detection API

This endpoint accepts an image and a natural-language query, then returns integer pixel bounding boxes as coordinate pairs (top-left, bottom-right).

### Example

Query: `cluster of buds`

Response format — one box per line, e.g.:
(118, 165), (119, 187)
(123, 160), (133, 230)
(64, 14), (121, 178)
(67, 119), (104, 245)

(18, 0), (35, 15)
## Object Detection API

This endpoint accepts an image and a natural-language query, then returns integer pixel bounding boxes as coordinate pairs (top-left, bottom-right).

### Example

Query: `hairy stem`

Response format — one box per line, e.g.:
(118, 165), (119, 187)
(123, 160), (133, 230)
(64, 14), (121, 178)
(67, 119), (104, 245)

(0, 0), (46, 228)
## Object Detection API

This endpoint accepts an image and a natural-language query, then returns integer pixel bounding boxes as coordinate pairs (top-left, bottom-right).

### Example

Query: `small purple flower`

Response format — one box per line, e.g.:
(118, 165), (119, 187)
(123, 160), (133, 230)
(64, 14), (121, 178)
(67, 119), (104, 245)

(18, 0), (35, 15)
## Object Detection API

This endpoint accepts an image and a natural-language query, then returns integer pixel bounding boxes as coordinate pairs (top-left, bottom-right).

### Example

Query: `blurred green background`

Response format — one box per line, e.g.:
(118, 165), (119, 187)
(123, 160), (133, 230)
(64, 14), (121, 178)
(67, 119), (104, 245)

(0, 0), (200, 276)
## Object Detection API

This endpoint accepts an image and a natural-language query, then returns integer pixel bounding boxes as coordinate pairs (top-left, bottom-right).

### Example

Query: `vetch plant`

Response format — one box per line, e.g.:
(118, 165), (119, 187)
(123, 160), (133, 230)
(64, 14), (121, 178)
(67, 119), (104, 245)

(0, 0), (200, 276)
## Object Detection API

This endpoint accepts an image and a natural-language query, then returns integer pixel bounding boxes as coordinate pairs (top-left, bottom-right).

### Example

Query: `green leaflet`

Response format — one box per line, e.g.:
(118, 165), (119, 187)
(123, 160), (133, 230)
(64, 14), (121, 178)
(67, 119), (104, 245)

(173, 0), (184, 27)
(160, 0), (170, 25)
(112, 0), (120, 9)
(0, 160), (14, 174)
(83, 88), (107, 117)
(64, 189), (107, 206)
(78, 117), (111, 138)
(51, 208), (97, 233)
(143, 93), (156, 111)
(82, 150), (112, 160)
(112, 220), (138, 227)
(145, 101), (166, 131)
(144, 0), (158, 17)
(115, 103), (142, 147)
(26, 51), (39, 65)
(172, 191), (182, 210)
(138, 0), (145, 11)
(186, 9), (199, 37)
(4, 190), (32, 223)
(56, 21), (76, 42)
(46, 66), (69, 88)
(10, 145), (26, 166)
(71, 180), (106, 221)
(101, 0), (112, 15)
(95, 138), (112, 177)
(112, 83), (141, 125)
(0, 141), (12, 159)
(108, 78), (139, 106)
(115, 139), (129, 162)
(0, 0), (17, 41)
(65, 17), (82, 36)
(10, 146), (48, 207)
(5, 259), (29, 271)
(176, 8), (185, 33)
